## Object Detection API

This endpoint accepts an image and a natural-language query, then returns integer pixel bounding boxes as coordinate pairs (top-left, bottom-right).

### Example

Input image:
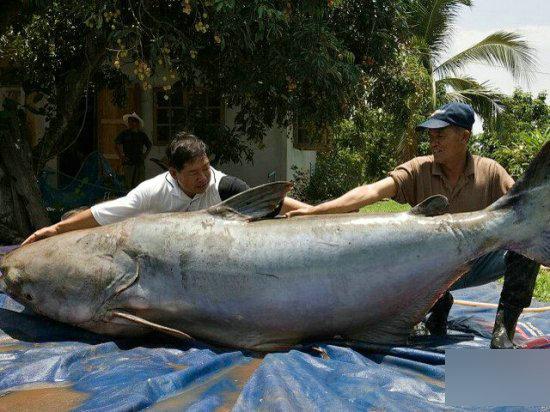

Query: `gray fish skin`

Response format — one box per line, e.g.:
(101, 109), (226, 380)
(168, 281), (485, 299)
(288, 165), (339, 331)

(1, 143), (548, 351)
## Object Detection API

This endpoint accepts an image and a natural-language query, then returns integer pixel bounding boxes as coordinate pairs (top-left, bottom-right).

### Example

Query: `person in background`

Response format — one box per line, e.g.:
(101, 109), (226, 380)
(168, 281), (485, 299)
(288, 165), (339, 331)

(116, 112), (152, 190)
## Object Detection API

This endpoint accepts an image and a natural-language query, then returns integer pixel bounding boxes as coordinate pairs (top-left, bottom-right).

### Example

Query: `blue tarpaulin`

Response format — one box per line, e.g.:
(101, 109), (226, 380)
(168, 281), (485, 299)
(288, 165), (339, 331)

(39, 151), (126, 222)
(0, 245), (548, 411)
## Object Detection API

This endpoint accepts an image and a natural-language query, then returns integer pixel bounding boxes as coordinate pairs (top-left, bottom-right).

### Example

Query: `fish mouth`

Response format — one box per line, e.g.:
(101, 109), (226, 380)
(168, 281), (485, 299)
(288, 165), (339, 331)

(0, 262), (6, 285)
(0, 258), (8, 280)
(0, 265), (13, 294)
(0, 277), (7, 294)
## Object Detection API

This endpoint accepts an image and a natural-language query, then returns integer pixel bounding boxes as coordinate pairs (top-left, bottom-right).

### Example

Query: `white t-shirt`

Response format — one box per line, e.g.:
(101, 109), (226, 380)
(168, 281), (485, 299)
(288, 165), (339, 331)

(91, 167), (226, 225)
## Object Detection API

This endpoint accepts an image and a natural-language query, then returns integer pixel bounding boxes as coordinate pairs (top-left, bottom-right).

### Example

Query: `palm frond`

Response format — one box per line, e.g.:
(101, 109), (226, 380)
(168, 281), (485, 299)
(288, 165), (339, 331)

(438, 76), (505, 121)
(407, 0), (472, 63)
(434, 31), (537, 84)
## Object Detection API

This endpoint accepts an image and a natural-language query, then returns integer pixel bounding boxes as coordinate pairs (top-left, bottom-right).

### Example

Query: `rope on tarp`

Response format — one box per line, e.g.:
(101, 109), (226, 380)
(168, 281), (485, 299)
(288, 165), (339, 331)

(454, 299), (550, 313)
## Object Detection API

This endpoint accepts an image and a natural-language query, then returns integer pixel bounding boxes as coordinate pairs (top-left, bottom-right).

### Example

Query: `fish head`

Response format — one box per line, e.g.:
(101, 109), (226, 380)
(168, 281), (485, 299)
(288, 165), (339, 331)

(0, 233), (137, 327)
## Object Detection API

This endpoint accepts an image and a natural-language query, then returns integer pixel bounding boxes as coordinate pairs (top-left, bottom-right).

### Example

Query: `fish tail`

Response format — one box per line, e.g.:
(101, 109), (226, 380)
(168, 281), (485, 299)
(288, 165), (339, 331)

(488, 141), (550, 266)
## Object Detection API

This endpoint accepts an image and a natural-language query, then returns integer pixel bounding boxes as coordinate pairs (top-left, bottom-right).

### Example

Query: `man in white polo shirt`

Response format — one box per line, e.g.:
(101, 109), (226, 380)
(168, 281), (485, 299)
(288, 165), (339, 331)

(23, 133), (309, 245)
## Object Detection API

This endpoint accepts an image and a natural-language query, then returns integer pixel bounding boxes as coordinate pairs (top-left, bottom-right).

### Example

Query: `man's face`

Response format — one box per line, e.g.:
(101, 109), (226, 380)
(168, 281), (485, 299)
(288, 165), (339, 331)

(170, 155), (212, 197)
(428, 126), (469, 163)
(128, 118), (140, 130)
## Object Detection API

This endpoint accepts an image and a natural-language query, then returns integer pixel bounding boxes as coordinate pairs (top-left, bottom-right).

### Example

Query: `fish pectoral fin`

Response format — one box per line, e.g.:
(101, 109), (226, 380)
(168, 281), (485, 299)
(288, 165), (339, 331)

(207, 181), (292, 221)
(110, 310), (194, 341)
(409, 195), (449, 217)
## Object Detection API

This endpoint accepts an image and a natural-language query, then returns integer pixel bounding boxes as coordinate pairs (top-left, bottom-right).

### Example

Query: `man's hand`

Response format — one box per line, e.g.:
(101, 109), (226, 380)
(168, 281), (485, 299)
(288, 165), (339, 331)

(21, 225), (59, 246)
(21, 209), (99, 246)
(287, 178), (398, 217)
(285, 207), (316, 218)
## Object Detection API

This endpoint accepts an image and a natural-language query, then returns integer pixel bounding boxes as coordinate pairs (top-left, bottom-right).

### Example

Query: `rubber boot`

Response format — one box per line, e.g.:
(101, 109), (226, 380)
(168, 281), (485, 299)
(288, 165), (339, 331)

(425, 291), (454, 336)
(490, 302), (522, 349)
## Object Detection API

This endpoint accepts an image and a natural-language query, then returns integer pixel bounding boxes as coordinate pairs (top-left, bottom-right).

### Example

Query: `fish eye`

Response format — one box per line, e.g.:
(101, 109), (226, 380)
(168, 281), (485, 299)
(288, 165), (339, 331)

(24, 294), (33, 301)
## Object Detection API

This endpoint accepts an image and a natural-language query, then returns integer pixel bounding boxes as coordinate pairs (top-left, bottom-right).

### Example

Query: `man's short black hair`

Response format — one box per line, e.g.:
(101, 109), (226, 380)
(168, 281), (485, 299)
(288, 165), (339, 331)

(166, 132), (208, 171)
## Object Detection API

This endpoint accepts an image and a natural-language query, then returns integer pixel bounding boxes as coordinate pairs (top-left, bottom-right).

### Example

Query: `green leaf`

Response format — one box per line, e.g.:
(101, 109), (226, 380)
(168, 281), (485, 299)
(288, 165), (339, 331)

(434, 31), (537, 84)
(258, 5), (265, 19)
(438, 76), (504, 120)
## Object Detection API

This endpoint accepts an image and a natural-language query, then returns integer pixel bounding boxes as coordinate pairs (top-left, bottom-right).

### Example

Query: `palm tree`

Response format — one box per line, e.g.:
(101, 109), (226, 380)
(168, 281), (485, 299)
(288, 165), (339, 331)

(400, 0), (537, 158)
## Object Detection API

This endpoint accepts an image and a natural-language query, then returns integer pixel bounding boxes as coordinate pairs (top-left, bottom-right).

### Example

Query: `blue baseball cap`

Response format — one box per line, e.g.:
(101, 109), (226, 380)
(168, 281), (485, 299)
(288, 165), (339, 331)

(416, 102), (475, 131)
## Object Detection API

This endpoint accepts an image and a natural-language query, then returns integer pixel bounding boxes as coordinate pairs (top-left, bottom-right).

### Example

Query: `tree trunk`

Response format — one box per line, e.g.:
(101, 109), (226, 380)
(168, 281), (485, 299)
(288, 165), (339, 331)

(32, 36), (108, 172)
(0, 32), (108, 246)
(0, 108), (50, 244)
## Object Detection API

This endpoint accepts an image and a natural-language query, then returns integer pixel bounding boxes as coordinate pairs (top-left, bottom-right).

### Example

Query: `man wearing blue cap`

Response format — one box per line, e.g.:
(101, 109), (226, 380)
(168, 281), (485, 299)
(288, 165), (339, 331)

(286, 102), (540, 349)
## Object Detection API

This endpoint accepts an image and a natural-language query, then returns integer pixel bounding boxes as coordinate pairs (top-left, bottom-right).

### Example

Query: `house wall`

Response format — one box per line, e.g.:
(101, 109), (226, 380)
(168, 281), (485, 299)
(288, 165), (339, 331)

(285, 125), (317, 182)
(218, 108), (316, 186)
(218, 107), (286, 186)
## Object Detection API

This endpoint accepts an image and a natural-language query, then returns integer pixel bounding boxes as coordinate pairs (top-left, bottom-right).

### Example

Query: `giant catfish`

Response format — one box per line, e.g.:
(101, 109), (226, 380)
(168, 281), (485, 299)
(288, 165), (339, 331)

(1, 142), (549, 351)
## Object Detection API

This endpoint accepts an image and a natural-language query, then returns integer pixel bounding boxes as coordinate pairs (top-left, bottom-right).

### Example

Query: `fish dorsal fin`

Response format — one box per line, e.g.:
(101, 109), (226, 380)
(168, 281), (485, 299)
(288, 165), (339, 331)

(208, 181), (292, 221)
(409, 195), (449, 217)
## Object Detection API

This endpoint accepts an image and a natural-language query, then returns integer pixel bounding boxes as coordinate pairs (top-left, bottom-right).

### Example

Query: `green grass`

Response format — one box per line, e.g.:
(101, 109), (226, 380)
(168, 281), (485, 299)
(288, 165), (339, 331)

(360, 199), (550, 303)
(360, 199), (410, 214)
(533, 267), (550, 303)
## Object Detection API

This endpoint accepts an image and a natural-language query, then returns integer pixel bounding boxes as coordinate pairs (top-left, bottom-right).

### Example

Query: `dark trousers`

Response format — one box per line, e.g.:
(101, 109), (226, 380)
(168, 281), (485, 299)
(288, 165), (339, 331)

(123, 162), (145, 191)
(498, 252), (539, 309)
(454, 251), (539, 309)
(431, 251), (539, 318)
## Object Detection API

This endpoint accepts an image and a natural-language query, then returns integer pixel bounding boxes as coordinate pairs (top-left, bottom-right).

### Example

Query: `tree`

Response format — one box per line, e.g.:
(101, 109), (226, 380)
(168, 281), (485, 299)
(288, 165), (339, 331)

(0, 2), (113, 243)
(0, 0), (410, 243)
(0, 104), (50, 243)
(399, 0), (537, 158)
(471, 90), (549, 178)
(291, 46), (433, 203)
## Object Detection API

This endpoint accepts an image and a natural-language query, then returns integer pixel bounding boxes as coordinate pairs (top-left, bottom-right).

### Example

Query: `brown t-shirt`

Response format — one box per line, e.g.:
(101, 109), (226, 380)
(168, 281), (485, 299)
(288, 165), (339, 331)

(389, 153), (514, 213)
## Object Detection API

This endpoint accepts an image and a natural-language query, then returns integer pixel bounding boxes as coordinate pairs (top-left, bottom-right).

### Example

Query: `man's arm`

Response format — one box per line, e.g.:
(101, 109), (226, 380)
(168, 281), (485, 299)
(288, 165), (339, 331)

(142, 133), (153, 159)
(115, 143), (126, 163)
(21, 209), (100, 246)
(285, 177), (397, 217)
(491, 162), (515, 201)
(143, 146), (152, 159)
(22, 181), (150, 246)
(280, 197), (310, 214)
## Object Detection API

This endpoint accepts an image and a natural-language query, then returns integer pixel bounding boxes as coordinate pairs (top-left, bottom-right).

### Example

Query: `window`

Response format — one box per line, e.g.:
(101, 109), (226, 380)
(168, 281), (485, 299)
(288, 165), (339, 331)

(153, 82), (223, 145)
